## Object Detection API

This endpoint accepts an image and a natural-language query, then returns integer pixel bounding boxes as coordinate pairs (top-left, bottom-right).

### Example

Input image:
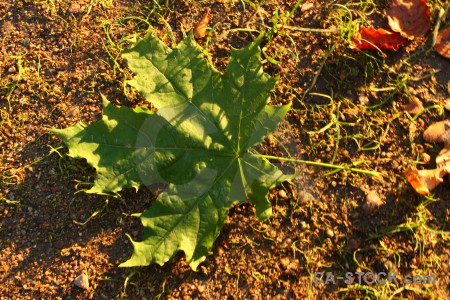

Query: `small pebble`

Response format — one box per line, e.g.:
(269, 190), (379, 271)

(325, 229), (334, 238)
(410, 257), (418, 269)
(7, 66), (16, 73)
(300, 220), (309, 230)
(74, 274), (89, 290)
(301, 2), (314, 12)
(297, 191), (315, 204)
(362, 190), (383, 215)
(347, 237), (361, 251)
(402, 97), (423, 115)
(445, 98), (450, 111)
(358, 95), (369, 105)
(278, 189), (288, 199)
(280, 257), (290, 269)
(421, 152), (431, 163)
(68, 3), (81, 14)
(53, 240), (65, 249)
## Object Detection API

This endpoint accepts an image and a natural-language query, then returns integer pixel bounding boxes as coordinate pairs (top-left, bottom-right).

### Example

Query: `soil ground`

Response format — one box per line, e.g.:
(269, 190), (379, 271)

(1, 0), (449, 299)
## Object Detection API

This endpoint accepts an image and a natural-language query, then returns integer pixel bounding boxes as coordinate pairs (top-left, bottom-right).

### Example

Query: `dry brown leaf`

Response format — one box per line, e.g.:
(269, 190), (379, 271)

(437, 147), (450, 172)
(387, 0), (430, 40)
(435, 26), (450, 59)
(402, 97), (423, 115)
(352, 27), (407, 50)
(423, 119), (450, 143)
(194, 8), (211, 39)
(403, 168), (444, 194)
(405, 118), (450, 194)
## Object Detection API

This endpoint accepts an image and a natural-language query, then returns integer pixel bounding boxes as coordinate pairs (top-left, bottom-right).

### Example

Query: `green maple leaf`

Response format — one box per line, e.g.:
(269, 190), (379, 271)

(51, 32), (292, 270)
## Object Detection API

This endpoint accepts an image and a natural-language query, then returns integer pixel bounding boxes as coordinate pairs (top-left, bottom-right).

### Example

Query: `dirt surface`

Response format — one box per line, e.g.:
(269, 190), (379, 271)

(1, 0), (449, 299)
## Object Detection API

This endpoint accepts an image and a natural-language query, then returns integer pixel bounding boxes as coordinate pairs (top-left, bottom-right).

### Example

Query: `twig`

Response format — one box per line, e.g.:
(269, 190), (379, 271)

(301, 43), (337, 101)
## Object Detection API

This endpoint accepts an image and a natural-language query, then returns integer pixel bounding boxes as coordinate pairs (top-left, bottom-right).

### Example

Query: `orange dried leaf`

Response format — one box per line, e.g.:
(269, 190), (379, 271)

(403, 168), (444, 194)
(194, 8), (211, 39)
(435, 26), (450, 59)
(353, 27), (407, 50)
(406, 117), (450, 194)
(387, 0), (430, 39)
(437, 147), (450, 173)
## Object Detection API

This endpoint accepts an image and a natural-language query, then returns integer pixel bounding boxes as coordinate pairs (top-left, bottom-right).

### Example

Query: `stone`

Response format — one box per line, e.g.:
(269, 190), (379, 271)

(325, 229), (334, 238)
(362, 190), (383, 215)
(68, 3), (82, 14)
(74, 274), (89, 290)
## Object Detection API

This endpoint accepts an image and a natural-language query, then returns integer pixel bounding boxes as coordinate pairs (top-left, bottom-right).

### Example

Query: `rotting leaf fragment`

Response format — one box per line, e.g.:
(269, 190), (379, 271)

(194, 8), (211, 39)
(387, 0), (430, 39)
(435, 27), (450, 59)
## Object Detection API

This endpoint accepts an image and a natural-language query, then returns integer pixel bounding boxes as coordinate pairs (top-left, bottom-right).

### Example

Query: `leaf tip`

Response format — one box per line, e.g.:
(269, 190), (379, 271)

(119, 233), (147, 268)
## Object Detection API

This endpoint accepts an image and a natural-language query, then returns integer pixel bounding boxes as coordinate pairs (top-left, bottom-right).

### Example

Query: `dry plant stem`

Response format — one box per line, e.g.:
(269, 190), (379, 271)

(432, 7), (448, 47)
(251, 22), (341, 33)
(282, 25), (341, 33)
(301, 43), (337, 101)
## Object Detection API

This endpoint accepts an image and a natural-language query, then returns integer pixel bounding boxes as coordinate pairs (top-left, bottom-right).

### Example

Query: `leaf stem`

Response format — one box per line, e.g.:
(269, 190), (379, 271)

(252, 154), (381, 177)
